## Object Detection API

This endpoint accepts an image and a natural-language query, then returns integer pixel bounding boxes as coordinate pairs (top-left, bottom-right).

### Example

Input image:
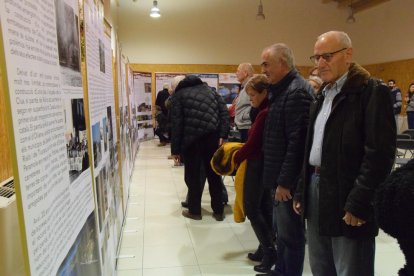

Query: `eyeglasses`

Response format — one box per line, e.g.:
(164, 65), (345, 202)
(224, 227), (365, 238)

(309, 48), (348, 64)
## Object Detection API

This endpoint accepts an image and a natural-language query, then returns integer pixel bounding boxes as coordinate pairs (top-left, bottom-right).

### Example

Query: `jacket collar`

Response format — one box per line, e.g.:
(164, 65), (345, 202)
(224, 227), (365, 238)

(175, 75), (203, 92)
(320, 63), (370, 95)
(268, 69), (298, 99)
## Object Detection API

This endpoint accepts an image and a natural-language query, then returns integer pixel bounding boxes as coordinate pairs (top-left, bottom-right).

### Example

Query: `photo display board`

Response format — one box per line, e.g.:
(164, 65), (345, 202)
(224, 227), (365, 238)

(218, 73), (240, 105)
(0, 0), (100, 275)
(133, 72), (153, 141)
(83, 0), (123, 274)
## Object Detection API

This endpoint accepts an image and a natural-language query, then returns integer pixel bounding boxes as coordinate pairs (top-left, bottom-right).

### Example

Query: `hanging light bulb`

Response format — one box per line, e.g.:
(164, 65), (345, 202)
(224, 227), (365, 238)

(150, 0), (161, 18)
(346, 0), (356, 23)
(346, 6), (356, 23)
(256, 0), (265, 20)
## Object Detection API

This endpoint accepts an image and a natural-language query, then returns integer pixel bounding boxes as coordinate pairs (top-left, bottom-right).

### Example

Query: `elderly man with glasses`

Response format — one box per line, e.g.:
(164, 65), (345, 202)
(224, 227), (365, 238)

(293, 31), (396, 276)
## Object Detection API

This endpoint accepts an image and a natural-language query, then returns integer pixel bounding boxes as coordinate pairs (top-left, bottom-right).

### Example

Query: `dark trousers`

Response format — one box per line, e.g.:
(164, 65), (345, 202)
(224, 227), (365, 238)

(243, 159), (274, 249)
(154, 128), (169, 142)
(407, 111), (414, 129)
(307, 173), (375, 276)
(239, 128), (249, 143)
(273, 196), (305, 276)
(184, 166), (228, 203)
(182, 132), (223, 215)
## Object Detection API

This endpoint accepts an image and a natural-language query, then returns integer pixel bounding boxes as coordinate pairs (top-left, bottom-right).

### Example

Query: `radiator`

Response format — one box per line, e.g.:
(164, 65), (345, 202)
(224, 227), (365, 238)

(0, 177), (25, 276)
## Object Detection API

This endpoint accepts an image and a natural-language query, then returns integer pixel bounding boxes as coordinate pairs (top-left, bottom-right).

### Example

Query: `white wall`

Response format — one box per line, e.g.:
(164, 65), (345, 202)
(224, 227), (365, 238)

(112, 0), (414, 66)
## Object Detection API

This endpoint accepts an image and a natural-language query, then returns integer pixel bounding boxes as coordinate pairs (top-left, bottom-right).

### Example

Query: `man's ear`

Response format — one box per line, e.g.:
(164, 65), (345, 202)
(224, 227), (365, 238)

(345, 47), (353, 63)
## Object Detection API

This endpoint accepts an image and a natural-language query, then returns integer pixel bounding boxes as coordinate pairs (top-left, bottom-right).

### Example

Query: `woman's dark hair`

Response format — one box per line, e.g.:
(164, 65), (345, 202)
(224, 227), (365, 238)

(245, 74), (269, 94)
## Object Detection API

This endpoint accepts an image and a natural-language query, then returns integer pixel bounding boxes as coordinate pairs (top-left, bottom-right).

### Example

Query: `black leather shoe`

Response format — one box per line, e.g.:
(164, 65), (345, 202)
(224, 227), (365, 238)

(253, 247), (277, 273)
(181, 201), (188, 208)
(248, 245), (264, 262)
(212, 213), (225, 221)
(182, 210), (201, 220)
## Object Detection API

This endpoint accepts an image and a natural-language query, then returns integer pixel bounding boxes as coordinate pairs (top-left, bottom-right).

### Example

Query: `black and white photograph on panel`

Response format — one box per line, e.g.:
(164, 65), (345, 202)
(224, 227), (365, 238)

(106, 107), (116, 168)
(64, 98), (89, 183)
(92, 122), (102, 169)
(99, 39), (105, 73)
(55, 0), (82, 87)
(102, 117), (108, 152)
(144, 82), (151, 93)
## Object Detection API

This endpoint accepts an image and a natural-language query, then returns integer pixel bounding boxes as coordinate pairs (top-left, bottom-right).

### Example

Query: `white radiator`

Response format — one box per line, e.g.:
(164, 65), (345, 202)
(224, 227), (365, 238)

(0, 177), (25, 276)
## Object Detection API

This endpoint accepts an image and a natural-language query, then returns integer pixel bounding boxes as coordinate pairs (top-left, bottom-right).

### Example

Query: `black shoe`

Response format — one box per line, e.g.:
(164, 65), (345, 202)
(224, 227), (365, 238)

(248, 245), (263, 262)
(182, 210), (201, 220)
(212, 213), (225, 221)
(253, 247), (277, 273)
(181, 201), (188, 208)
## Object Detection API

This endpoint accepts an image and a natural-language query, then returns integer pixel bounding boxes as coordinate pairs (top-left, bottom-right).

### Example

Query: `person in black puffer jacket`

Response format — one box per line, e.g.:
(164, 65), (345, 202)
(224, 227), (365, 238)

(170, 75), (229, 221)
(375, 159), (414, 276)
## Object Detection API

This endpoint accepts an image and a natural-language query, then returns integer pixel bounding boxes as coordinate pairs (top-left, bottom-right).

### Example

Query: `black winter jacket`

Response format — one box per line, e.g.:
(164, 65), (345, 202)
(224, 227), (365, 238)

(294, 63), (396, 238)
(262, 69), (313, 190)
(170, 75), (229, 155)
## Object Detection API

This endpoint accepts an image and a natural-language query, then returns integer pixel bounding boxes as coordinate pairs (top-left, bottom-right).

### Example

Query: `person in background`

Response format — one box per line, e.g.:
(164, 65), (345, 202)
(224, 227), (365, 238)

(235, 63), (254, 142)
(233, 75), (275, 273)
(405, 83), (414, 129)
(294, 31), (396, 276)
(260, 43), (312, 276)
(388, 79), (402, 133)
(170, 75), (229, 221)
(154, 83), (171, 146)
(308, 75), (323, 96)
(309, 66), (319, 77)
(375, 159), (414, 276)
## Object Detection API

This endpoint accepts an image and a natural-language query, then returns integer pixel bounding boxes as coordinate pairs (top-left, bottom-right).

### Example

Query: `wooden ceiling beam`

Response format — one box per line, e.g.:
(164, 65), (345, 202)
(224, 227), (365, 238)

(322, 0), (391, 13)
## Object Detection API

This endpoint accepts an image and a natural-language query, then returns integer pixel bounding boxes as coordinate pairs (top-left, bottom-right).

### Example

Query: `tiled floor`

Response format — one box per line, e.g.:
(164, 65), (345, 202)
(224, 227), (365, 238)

(116, 139), (405, 276)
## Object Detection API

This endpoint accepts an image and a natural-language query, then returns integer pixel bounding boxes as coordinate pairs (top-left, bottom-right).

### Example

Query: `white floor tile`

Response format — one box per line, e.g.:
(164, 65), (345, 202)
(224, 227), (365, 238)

(116, 140), (406, 276)
(143, 244), (198, 268)
(143, 266), (201, 276)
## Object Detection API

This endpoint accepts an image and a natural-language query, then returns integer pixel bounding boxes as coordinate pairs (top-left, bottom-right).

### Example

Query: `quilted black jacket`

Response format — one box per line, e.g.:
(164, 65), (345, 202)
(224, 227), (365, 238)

(170, 75), (229, 155)
(262, 69), (313, 190)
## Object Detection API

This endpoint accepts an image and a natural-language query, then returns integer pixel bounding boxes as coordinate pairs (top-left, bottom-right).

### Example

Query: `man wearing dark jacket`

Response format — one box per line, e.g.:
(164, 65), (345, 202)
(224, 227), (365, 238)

(293, 31), (396, 276)
(170, 75), (229, 221)
(261, 43), (313, 276)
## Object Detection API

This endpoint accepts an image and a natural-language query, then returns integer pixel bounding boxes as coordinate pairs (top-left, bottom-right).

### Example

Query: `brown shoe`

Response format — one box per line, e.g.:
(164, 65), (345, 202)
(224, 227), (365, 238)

(167, 155), (174, 159)
(212, 213), (225, 221)
(182, 210), (202, 220)
(158, 142), (167, 147)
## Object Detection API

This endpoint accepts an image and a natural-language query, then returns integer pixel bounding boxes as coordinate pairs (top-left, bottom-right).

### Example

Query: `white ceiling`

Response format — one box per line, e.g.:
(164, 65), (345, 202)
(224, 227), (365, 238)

(109, 0), (413, 66)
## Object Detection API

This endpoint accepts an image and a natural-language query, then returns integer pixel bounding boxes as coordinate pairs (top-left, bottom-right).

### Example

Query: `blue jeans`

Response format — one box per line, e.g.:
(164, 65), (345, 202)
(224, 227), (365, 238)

(273, 197), (305, 276)
(307, 173), (375, 276)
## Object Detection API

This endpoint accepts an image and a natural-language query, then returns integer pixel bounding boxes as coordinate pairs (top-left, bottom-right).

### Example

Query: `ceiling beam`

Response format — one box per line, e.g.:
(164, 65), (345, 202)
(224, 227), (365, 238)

(322, 0), (391, 13)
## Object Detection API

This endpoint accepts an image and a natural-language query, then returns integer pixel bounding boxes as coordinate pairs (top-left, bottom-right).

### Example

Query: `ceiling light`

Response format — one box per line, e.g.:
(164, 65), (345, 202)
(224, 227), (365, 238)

(150, 0), (161, 18)
(256, 0), (265, 20)
(346, 6), (356, 23)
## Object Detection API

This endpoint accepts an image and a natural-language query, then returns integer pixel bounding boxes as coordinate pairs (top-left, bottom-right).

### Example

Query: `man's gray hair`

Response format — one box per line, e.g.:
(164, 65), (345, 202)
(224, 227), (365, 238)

(267, 43), (295, 70)
(239, 63), (254, 77)
(317, 31), (352, 48)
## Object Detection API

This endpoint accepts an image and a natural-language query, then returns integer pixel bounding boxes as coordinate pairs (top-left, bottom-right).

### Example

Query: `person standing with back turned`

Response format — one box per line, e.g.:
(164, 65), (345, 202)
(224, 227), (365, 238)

(170, 75), (229, 221)
(293, 31), (396, 276)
